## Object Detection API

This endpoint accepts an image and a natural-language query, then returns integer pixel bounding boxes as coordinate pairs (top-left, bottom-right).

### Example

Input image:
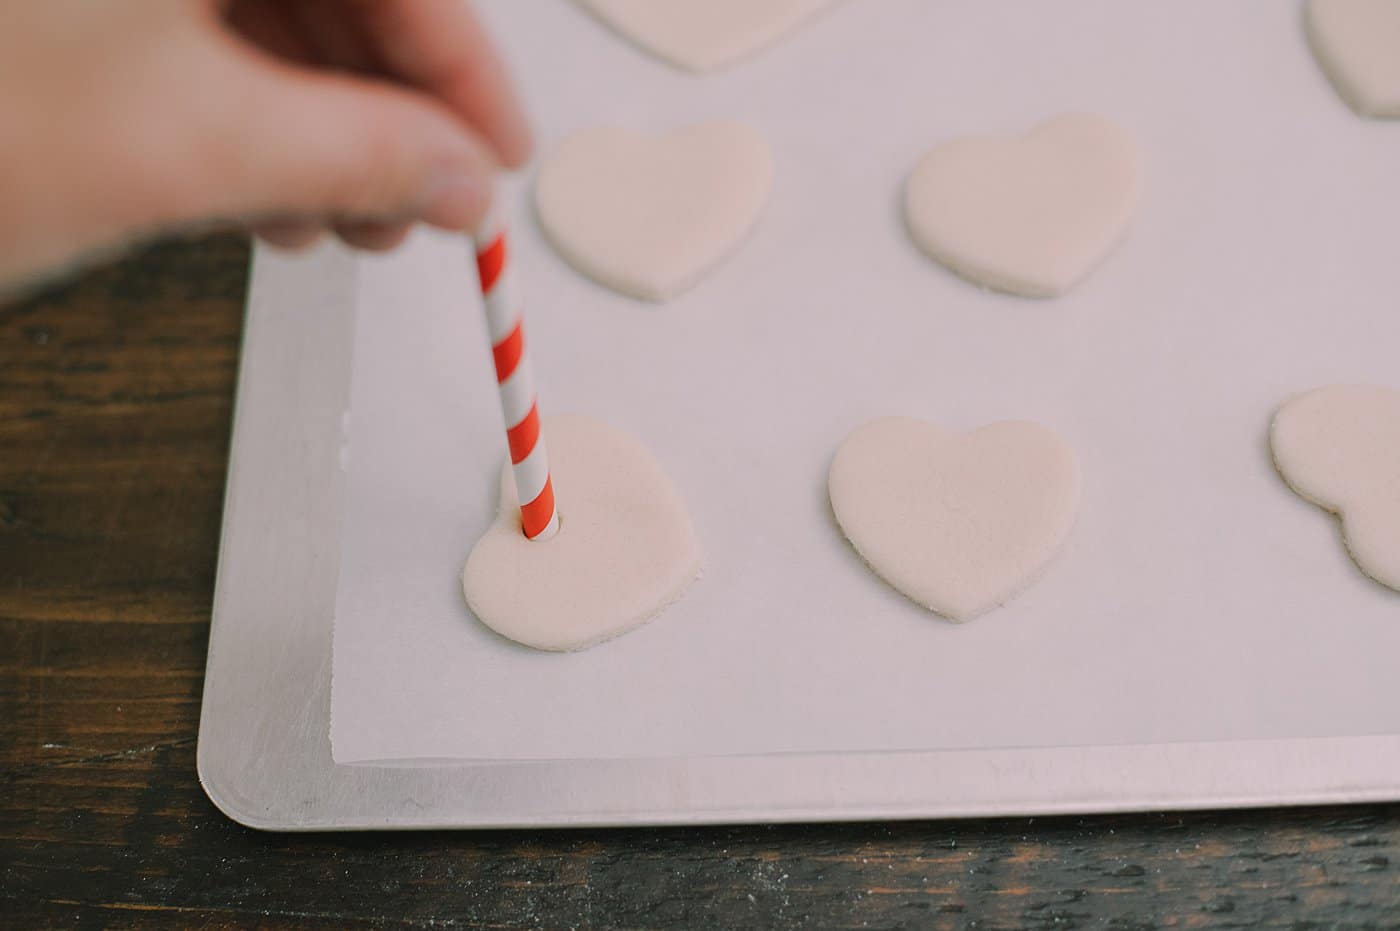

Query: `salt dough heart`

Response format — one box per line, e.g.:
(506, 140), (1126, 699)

(535, 122), (773, 301)
(463, 415), (702, 651)
(1271, 385), (1400, 592)
(575, 0), (835, 72)
(829, 418), (1081, 621)
(904, 113), (1144, 298)
(1306, 0), (1400, 118)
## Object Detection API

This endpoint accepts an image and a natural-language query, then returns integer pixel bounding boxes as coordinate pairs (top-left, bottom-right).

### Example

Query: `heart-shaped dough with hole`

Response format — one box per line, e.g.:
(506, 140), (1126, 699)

(575, 0), (835, 72)
(1306, 0), (1400, 118)
(535, 122), (772, 301)
(904, 113), (1144, 298)
(1271, 384), (1400, 592)
(463, 415), (702, 651)
(829, 417), (1081, 621)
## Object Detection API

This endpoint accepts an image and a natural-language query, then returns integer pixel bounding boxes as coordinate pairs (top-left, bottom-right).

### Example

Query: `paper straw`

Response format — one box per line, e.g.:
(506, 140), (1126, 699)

(473, 206), (560, 541)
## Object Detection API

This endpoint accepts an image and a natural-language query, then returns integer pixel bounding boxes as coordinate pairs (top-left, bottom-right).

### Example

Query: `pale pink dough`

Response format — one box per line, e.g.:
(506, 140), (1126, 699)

(463, 415), (702, 651)
(904, 113), (1143, 298)
(829, 417), (1081, 621)
(1271, 384), (1400, 592)
(1307, 0), (1400, 118)
(535, 122), (772, 301)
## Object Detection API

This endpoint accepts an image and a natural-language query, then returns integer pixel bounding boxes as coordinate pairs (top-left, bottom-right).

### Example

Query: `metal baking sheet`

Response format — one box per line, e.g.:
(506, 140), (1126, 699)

(199, 0), (1400, 829)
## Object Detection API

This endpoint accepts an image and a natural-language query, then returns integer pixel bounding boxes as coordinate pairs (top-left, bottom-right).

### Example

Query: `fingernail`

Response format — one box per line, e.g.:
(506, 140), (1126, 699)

(419, 172), (492, 232)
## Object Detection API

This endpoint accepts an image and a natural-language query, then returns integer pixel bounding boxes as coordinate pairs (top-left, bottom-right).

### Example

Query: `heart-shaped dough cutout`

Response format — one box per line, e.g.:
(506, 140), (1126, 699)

(1271, 384), (1400, 592)
(1307, 0), (1400, 118)
(463, 415), (702, 651)
(904, 113), (1144, 298)
(829, 417), (1081, 621)
(575, 0), (835, 72)
(536, 122), (773, 301)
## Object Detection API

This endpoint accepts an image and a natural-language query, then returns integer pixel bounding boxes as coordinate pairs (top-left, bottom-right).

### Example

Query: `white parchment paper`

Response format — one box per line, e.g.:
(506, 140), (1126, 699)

(331, 0), (1400, 764)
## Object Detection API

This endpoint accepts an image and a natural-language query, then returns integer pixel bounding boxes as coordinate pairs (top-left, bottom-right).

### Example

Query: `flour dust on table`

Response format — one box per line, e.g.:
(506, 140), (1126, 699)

(1271, 385), (1400, 593)
(829, 417), (1081, 621)
(535, 122), (773, 301)
(573, 0), (836, 72)
(1306, 0), (1400, 118)
(463, 415), (702, 651)
(904, 113), (1144, 299)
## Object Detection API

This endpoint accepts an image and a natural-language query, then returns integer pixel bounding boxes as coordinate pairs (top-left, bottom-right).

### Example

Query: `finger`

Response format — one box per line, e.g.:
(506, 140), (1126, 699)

(334, 219), (412, 251)
(194, 43), (497, 232)
(251, 218), (327, 250)
(344, 0), (533, 167)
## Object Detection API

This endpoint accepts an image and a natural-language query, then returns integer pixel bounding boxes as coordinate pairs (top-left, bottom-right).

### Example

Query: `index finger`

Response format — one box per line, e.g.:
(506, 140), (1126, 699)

(351, 0), (533, 168)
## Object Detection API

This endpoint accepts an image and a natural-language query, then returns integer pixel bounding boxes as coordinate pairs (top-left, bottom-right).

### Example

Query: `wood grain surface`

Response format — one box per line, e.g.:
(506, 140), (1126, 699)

(2, 235), (1399, 929)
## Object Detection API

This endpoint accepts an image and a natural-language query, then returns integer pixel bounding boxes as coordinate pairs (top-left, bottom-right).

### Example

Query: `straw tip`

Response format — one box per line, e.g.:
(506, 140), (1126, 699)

(525, 511), (560, 542)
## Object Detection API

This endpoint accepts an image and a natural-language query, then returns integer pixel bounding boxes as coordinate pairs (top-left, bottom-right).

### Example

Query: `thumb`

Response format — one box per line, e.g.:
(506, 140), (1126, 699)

(196, 55), (499, 232)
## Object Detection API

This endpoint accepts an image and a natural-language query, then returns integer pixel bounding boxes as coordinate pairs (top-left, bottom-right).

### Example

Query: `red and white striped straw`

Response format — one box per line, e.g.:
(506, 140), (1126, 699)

(473, 206), (559, 541)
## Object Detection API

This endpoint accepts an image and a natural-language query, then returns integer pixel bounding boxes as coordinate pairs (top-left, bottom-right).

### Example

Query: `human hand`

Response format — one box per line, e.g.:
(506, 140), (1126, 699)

(0, 0), (531, 291)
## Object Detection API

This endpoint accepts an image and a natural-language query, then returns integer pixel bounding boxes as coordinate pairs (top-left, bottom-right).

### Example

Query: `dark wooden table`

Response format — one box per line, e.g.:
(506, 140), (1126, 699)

(2, 235), (1398, 929)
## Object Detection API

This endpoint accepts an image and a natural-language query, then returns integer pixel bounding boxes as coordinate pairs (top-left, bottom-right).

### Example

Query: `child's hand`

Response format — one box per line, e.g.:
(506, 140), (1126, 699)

(0, 0), (532, 290)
